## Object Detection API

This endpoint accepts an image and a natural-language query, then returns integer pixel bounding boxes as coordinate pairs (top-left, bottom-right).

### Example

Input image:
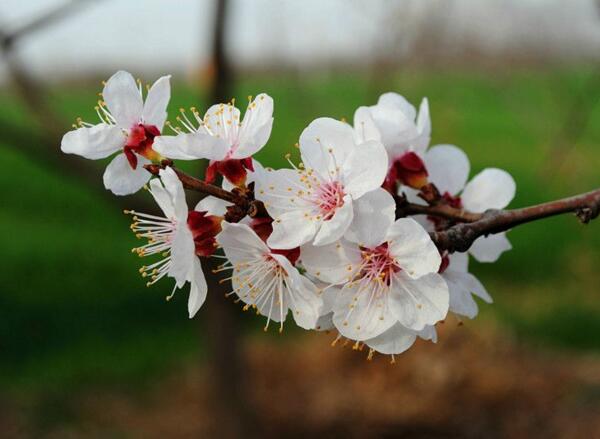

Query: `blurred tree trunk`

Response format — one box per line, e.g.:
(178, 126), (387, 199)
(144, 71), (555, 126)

(541, 0), (600, 177)
(202, 1), (257, 437)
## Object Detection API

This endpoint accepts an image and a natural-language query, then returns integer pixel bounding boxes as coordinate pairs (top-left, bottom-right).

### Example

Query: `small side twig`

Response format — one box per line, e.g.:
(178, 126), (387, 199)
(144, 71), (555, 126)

(144, 162), (247, 207)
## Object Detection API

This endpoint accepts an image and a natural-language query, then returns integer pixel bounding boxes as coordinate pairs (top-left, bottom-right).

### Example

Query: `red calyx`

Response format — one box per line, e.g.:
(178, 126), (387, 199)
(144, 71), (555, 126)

(384, 151), (429, 193)
(250, 217), (300, 265)
(438, 253), (450, 274)
(441, 191), (462, 209)
(206, 157), (254, 187)
(187, 211), (223, 257)
(428, 192), (463, 230)
(123, 124), (161, 169)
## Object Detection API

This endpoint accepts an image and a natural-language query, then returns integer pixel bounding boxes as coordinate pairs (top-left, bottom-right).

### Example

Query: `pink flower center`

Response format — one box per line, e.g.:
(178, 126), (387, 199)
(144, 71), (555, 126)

(359, 243), (400, 286)
(314, 181), (345, 220)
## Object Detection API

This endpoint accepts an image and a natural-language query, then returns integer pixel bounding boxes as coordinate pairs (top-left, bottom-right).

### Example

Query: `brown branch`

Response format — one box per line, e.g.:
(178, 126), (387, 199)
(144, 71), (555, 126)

(397, 201), (482, 223)
(147, 163), (599, 255)
(144, 162), (245, 206)
(431, 188), (600, 252)
(147, 163), (600, 252)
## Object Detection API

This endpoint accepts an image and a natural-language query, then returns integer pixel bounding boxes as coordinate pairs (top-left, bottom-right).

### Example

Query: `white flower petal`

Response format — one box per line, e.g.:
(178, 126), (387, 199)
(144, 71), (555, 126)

(188, 257), (207, 318)
(102, 153), (151, 196)
(412, 214), (434, 232)
(218, 222), (270, 262)
(267, 209), (318, 249)
(195, 196), (231, 216)
(319, 283), (342, 316)
(149, 178), (175, 218)
(299, 117), (356, 180)
(444, 269), (491, 318)
(469, 232), (512, 263)
(345, 188), (395, 248)
(442, 271), (479, 319)
(246, 158), (266, 185)
(103, 70), (143, 128)
(388, 272), (449, 331)
(272, 254), (322, 330)
(167, 225), (195, 287)
(232, 270), (288, 324)
(153, 132), (229, 161)
(418, 325), (437, 343)
(254, 168), (309, 219)
(466, 272), (492, 303)
(142, 75), (171, 129)
(401, 185), (426, 205)
(365, 323), (418, 355)
(203, 103), (241, 145)
(61, 124), (125, 159)
(461, 168), (516, 212)
(424, 144), (470, 195)
(301, 240), (361, 284)
(342, 140), (388, 199)
(159, 167), (188, 220)
(369, 93), (419, 156)
(353, 106), (381, 143)
(378, 92), (417, 121)
(333, 281), (396, 341)
(413, 97), (431, 154)
(316, 313), (335, 331)
(233, 93), (274, 158)
(313, 196), (354, 246)
(387, 218), (441, 278)
(447, 251), (469, 273)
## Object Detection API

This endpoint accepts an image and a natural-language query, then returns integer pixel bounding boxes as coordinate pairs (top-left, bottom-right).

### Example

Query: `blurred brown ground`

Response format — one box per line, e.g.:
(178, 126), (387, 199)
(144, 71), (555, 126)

(3, 322), (599, 439)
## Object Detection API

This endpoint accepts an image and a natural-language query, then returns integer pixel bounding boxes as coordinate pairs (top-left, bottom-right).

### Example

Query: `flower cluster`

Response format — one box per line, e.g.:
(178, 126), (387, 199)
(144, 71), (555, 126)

(61, 71), (516, 360)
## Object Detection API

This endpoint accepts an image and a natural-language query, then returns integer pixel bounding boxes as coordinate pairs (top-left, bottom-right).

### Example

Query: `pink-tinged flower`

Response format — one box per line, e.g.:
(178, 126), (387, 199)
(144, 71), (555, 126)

(354, 93), (431, 191)
(254, 117), (388, 249)
(403, 144), (516, 263)
(301, 215), (448, 342)
(127, 167), (221, 318)
(61, 71), (171, 195)
(153, 94), (273, 187)
(216, 222), (323, 331)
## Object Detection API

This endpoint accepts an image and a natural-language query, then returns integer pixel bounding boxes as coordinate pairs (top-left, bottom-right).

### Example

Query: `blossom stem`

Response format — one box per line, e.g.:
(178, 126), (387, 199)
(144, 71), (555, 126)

(430, 187), (600, 252)
(144, 162), (247, 206)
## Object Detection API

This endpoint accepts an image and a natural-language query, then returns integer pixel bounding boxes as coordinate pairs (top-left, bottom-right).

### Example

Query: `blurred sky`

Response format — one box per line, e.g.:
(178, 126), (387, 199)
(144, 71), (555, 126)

(1, 0), (600, 83)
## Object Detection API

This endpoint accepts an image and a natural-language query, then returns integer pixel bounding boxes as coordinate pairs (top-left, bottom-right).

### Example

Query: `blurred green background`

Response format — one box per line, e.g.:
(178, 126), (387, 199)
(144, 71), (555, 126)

(1, 0), (600, 437)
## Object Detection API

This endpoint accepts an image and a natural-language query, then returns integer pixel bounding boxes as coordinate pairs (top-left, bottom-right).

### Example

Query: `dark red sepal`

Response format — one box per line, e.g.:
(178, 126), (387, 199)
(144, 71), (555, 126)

(123, 123), (162, 170)
(205, 158), (254, 187)
(187, 210), (223, 257)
